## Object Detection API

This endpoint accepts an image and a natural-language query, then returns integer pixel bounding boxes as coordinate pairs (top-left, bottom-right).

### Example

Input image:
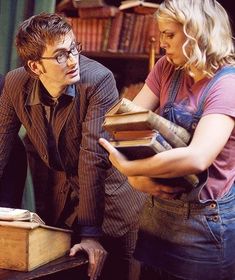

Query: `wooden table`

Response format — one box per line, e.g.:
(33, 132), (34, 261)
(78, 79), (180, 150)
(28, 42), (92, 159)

(0, 254), (89, 280)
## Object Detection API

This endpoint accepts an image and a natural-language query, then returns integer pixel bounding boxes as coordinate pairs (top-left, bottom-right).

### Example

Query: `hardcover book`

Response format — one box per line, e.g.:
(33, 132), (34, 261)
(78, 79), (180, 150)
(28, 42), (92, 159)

(0, 210), (72, 271)
(119, 0), (159, 10)
(110, 130), (172, 160)
(0, 207), (45, 224)
(103, 98), (191, 147)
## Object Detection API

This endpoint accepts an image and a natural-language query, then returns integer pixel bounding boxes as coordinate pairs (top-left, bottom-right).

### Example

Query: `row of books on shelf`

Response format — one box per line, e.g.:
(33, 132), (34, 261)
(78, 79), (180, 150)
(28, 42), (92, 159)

(67, 10), (160, 54)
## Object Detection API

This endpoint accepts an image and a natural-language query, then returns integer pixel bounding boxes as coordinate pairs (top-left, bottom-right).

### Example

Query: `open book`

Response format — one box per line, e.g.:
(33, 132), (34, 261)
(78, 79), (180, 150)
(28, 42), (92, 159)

(119, 0), (159, 10)
(0, 207), (45, 224)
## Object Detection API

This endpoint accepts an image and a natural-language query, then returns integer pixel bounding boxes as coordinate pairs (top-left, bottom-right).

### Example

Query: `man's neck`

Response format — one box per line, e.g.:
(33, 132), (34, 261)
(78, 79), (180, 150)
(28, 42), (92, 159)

(40, 81), (65, 99)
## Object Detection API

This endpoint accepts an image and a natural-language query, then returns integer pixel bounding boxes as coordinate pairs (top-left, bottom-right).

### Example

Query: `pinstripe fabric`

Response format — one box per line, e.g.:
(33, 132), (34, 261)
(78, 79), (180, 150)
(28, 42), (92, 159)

(0, 55), (145, 237)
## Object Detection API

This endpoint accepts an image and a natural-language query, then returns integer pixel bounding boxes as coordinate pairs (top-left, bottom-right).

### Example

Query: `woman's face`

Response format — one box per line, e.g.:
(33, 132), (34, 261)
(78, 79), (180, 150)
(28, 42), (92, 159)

(158, 19), (188, 66)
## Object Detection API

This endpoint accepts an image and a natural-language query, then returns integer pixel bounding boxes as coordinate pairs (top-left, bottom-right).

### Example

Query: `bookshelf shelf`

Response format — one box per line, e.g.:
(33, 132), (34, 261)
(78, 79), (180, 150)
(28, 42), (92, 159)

(83, 51), (161, 60)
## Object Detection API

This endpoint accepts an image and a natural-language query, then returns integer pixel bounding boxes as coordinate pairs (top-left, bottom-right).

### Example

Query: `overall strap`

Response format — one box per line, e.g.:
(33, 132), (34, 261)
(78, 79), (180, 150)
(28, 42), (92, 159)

(167, 69), (183, 103)
(161, 69), (183, 115)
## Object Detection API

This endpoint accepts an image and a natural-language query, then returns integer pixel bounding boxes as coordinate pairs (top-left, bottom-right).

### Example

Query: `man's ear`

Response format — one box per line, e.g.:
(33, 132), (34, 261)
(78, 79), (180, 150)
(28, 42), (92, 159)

(27, 60), (42, 76)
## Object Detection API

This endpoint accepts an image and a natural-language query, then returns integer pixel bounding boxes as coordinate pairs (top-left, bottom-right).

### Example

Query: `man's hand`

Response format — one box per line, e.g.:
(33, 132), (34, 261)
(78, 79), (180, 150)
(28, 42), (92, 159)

(128, 176), (185, 199)
(70, 238), (107, 280)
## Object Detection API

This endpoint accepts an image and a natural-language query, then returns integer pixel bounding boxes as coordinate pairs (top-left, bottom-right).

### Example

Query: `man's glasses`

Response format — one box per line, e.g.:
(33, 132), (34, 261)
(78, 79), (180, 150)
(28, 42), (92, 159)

(40, 42), (82, 64)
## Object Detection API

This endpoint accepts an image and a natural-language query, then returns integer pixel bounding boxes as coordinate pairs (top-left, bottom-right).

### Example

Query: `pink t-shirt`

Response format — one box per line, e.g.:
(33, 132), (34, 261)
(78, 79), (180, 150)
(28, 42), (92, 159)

(146, 56), (235, 200)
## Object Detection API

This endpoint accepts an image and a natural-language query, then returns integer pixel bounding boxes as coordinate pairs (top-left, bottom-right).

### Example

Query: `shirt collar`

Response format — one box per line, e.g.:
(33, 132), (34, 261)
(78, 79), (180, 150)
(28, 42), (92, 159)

(26, 80), (76, 106)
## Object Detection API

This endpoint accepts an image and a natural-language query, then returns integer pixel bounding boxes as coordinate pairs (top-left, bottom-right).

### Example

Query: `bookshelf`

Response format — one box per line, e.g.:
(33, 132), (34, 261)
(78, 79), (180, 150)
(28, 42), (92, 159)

(56, 0), (161, 93)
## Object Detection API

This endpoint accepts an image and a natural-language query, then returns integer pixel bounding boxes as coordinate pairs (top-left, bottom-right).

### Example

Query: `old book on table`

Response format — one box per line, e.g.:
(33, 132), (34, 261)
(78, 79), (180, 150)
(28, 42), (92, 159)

(0, 208), (72, 272)
(0, 207), (45, 224)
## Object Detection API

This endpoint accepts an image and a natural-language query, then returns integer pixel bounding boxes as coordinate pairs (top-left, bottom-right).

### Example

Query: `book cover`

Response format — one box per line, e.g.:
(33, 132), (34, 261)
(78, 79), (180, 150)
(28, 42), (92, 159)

(0, 207), (45, 224)
(73, 0), (105, 8)
(107, 11), (124, 52)
(104, 98), (191, 145)
(78, 6), (118, 18)
(119, 0), (159, 10)
(110, 130), (172, 160)
(102, 18), (112, 51)
(0, 220), (71, 271)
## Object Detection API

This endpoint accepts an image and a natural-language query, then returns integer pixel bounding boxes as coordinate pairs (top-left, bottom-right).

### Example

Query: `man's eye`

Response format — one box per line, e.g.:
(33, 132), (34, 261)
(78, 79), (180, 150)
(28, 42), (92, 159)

(56, 52), (66, 60)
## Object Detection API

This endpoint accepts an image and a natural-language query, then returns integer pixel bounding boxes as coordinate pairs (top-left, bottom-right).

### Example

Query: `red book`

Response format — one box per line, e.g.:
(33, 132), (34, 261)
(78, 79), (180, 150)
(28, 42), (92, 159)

(107, 12), (124, 53)
(78, 6), (118, 18)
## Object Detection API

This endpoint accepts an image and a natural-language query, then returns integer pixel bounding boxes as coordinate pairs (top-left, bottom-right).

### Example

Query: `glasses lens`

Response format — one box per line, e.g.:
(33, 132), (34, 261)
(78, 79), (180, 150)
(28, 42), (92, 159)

(57, 53), (68, 64)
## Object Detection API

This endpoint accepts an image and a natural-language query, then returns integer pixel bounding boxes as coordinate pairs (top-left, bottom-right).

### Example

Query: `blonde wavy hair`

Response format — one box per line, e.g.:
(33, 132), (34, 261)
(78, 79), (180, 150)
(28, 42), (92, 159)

(156, 0), (235, 77)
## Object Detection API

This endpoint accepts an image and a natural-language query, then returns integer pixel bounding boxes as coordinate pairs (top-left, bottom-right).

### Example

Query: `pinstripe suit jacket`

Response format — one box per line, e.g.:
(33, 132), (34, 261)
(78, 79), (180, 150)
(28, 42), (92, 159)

(0, 55), (145, 237)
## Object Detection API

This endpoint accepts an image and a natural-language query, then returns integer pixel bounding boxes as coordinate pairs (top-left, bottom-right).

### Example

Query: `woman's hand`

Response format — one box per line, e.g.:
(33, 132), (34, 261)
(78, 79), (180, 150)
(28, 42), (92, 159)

(99, 138), (130, 176)
(128, 176), (185, 199)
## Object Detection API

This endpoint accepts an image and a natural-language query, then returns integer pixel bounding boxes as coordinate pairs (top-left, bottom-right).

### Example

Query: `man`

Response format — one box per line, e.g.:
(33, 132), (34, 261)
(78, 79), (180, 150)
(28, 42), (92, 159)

(0, 74), (27, 208)
(0, 13), (145, 280)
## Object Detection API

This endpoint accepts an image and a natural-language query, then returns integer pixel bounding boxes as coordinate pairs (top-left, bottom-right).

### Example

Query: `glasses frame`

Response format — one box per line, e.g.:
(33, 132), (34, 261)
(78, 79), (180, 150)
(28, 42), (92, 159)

(40, 42), (82, 64)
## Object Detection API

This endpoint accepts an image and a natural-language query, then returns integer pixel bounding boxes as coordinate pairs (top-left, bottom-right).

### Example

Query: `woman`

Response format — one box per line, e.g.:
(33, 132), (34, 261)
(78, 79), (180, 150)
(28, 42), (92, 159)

(99, 0), (235, 279)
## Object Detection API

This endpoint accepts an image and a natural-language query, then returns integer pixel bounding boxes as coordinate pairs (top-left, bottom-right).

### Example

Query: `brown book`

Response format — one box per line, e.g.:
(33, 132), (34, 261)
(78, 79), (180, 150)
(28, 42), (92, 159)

(78, 6), (118, 18)
(0, 220), (71, 271)
(103, 98), (191, 146)
(73, 0), (105, 8)
(110, 130), (171, 160)
(129, 14), (144, 53)
(107, 11), (124, 53)
(102, 18), (112, 51)
(133, 5), (158, 14)
(118, 13), (135, 53)
(119, 0), (159, 11)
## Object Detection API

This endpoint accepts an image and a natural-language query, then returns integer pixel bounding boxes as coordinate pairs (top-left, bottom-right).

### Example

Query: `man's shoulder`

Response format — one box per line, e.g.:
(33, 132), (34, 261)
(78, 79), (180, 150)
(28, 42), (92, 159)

(5, 67), (31, 86)
(79, 55), (113, 79)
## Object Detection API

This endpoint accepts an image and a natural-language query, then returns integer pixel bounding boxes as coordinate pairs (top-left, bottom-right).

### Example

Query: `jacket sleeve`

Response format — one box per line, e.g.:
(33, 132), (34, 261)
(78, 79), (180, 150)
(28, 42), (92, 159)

(77, 64), (119, 237)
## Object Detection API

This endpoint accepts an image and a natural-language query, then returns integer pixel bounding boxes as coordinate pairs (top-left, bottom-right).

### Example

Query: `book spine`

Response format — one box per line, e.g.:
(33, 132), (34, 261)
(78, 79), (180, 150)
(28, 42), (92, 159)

(155, 132), (172, 150)
(107, 11), (124, 53)
(148, 111), (190, 146)
(102, 18), (112, 52)
(114, 98), (191, 144)
(78, 6), (118, 19)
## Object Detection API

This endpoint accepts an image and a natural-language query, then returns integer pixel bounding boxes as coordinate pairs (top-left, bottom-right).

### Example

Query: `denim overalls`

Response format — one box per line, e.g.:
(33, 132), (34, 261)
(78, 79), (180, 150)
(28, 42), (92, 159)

(134, 67), (235, 280)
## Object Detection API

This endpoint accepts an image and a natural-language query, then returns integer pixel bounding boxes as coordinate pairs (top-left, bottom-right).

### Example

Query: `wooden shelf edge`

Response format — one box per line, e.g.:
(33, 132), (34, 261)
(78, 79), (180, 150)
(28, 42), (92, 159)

(82, 51), (161, 60)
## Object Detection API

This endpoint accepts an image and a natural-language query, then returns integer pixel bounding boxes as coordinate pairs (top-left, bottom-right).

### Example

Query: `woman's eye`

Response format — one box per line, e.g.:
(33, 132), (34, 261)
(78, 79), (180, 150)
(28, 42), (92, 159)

(166, 33), (174, 39)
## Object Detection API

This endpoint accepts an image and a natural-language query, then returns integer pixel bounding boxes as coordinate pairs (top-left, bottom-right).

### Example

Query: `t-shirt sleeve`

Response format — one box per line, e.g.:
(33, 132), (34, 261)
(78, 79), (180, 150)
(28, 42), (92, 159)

(202, 74), (235, 119)
(145, 56), (167, 97)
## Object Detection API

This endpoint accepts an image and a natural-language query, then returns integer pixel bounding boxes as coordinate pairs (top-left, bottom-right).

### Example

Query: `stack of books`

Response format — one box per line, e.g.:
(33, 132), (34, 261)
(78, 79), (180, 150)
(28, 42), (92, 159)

(102, 98), (199, 188)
